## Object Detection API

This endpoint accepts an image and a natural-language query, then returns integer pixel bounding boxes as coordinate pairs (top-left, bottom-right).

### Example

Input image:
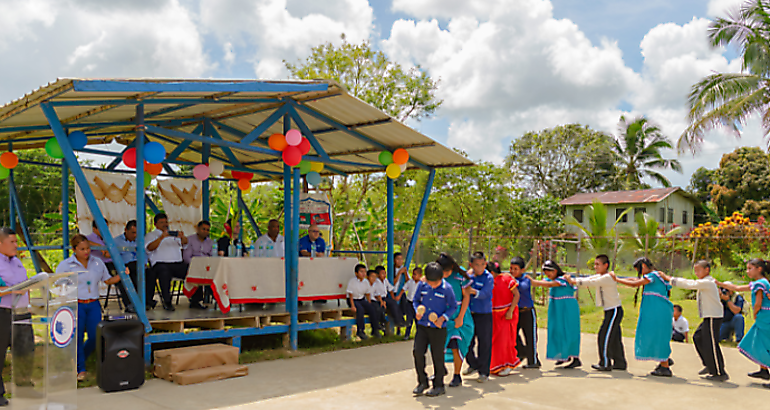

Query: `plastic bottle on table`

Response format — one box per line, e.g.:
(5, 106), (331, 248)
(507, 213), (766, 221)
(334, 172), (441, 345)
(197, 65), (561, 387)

(228, 244), (236, 257)
(311, 243), (316, 258)
(249, 245), (255, 257)
(212, 243), (218, 257)
(236, 243), (242, 257)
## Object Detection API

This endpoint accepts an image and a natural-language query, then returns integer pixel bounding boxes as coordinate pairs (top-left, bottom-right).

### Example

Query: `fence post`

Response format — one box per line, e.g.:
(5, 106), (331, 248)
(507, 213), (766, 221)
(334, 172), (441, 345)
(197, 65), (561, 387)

(644, 234), (649, 258)
(669, 234), (676, 274)
(692, 237), (699, 265)
(576, 238), (581, 275)
(612, 231), (619, 271)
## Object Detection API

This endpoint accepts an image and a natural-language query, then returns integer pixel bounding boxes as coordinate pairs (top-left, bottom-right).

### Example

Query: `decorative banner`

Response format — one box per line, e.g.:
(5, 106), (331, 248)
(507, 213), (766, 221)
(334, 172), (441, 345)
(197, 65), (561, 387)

(74, 169), (138, 237)
(298, 192), (333, 250)
(157, 178), (202, 237)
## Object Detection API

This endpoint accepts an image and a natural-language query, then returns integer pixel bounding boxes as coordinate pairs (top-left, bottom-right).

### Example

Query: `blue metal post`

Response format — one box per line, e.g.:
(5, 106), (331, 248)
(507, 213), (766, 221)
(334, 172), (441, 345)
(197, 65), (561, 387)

(62, 159), (69, 259)
(8, 181), (40, 273)
(403, 169), (435, 271)
(283, 165), (294, 348)
(41, 102), (151, 332)
(387, 177), (395, 284)
(8, 143), (14, 231)
(202, 121), (211, 221)
(136, 104), (147, 311)
(237, 189), (244, 244)
(291, 167), (300, 350)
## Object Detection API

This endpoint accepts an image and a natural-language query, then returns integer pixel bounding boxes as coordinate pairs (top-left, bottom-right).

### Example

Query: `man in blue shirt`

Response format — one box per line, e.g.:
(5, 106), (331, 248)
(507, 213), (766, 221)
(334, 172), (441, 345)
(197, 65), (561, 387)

(463, 251), (495, 382)
(113, 220), (155, 311)
(298, 223), (326, 257)
(510, 256), (541, 368)
(412, 262), (456, 397)
(719, 284), (745, 343)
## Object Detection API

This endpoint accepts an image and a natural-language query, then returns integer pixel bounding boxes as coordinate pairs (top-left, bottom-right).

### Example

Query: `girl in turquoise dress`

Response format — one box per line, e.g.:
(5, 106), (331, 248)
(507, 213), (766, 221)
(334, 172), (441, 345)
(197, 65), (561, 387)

(437, 253), (474, 387)
(530, 260), (582, 369)
(613, 257), (673, 377)
(718, 258), (770, 383)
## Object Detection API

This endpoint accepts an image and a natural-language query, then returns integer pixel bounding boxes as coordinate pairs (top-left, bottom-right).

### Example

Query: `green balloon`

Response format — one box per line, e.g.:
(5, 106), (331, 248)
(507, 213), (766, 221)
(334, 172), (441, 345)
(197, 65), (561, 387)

(299, 160), (311, 175)
(378, 151), (393, 166)
(0, 166), (9, 180)
(45, 138), (64, 159)
(144, 172), (152, 186)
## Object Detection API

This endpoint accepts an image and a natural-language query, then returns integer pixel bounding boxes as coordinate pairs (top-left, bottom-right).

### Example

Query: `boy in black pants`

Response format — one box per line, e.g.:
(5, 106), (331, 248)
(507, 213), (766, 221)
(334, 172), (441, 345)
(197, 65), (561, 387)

(412, 262), (457, 397)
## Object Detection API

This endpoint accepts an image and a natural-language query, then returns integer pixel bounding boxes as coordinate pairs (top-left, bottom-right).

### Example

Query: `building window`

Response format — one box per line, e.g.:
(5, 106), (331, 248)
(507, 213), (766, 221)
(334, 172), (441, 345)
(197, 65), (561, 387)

(615, 208), (628, 223)
(635, 207), (646, 218)
(668, 208), (674, 224)
(682, 210), (688, 225)
(573, 209), (584, 223)
(659, 207), (665, 223)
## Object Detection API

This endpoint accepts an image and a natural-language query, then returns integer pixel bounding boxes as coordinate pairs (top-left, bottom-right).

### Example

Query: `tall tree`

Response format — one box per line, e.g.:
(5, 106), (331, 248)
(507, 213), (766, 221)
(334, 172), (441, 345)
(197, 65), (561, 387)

(506, 124), (618, 199)
(711, 146), (770, 217)
(681, 0), (770, 151)
(612, 115), (682, 189)
(688, 167), (716, 203)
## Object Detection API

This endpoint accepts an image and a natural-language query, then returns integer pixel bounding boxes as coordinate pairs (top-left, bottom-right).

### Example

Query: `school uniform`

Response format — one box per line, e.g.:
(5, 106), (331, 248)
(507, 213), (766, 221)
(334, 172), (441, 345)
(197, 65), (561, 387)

(575, 273), (627, 369)
(672, 316), (689, 342)
(466, 269), (494, 377)
(394, 265), (410, 322)
(670, 276), (726, 377)
(377, 278), (406, 327)
(402, 279), (419, 335)
(515, 275), (540, 366)
(371, 279), (389, 326)
(346, 277), (381, 337)
(413, 280), (457, 388)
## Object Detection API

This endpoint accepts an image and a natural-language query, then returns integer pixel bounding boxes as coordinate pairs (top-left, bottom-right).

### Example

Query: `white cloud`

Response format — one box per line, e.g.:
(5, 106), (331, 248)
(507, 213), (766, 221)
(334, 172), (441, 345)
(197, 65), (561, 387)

(707, 0), (744, 17)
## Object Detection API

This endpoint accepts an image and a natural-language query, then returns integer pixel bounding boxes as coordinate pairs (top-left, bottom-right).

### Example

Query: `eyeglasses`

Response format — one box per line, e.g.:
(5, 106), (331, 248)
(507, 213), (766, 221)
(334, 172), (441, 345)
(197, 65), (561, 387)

(309, 230), (320, 233)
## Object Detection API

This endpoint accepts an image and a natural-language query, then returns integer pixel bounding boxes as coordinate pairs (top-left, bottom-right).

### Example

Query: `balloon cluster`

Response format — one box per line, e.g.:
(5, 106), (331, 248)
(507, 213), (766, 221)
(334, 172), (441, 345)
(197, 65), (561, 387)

(268, 130), (310, 167)
(44, 131), (89, 159)
(299, 160), (325, 186)
(231, 171), (254, 193)
(0, 151), (18, 180)
(379, 148), (410, 179)
(122, 142), (167, 169)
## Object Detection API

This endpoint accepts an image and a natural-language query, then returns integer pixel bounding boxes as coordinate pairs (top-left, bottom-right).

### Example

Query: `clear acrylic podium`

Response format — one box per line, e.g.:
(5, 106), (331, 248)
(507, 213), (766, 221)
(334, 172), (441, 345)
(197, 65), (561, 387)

(2, 271), (78, 410)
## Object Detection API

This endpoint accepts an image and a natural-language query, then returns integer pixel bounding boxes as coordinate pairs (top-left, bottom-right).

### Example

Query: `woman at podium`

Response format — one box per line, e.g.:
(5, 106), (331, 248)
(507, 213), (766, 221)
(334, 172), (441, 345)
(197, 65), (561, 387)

(55, 234), (122, 381)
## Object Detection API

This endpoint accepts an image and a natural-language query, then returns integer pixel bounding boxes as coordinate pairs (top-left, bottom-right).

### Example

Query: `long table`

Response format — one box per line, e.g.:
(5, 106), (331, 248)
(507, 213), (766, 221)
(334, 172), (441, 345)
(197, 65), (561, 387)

(183, 257), (358, 313)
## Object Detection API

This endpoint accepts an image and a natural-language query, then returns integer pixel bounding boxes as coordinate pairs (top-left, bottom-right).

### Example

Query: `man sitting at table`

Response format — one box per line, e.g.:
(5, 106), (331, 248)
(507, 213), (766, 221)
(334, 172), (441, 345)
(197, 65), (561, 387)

(86, 220), (136, 313)
(113, 220), (157, 311)
(299, 223), (325, 257)
(254, 219), (284, 258)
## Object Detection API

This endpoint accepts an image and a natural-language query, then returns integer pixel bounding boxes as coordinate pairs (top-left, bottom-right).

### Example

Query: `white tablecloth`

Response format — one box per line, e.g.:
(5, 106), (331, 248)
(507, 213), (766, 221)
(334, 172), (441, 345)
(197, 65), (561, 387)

(184, 257), (358, 313)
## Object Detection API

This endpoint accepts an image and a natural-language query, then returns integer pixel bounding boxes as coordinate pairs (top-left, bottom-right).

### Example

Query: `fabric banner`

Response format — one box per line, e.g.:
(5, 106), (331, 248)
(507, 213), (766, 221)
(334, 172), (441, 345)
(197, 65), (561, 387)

(298, 192), (333, 249)
(157, 178), (202, 237)
(74, 169), (138, 238)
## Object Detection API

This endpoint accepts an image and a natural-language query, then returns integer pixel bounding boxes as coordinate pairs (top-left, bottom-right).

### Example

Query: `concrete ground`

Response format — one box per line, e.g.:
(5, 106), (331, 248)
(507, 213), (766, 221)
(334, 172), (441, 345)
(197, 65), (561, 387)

(77, 331), (769, 410)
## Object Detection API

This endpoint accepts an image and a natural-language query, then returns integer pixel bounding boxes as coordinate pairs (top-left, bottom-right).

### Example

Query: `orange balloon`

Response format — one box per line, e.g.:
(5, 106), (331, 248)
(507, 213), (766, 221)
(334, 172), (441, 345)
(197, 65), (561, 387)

(0, 152), (18, 169)
(238, 178), (251, 191)
(145, 162), (163, 176)
(392, 148), (409, 165)
(268, 134), (288, 151)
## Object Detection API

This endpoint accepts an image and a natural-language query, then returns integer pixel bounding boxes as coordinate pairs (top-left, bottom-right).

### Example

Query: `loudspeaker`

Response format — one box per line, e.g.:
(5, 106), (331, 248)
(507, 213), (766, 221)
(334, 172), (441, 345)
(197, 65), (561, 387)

(96, 319), (145, 392)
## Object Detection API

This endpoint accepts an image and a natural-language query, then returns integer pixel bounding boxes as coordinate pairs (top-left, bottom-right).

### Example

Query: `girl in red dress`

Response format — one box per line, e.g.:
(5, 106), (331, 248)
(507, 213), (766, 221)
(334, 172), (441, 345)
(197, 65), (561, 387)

(489, 262), (521, 376)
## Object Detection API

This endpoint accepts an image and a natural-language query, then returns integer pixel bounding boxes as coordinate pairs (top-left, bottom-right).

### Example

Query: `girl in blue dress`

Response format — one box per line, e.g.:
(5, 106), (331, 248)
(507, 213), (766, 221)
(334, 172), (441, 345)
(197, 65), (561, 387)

(530, 260), (582, 369)
(718, 258), (770, 384)
(437, 253), (474, 387)
(613, 257), (673, 377)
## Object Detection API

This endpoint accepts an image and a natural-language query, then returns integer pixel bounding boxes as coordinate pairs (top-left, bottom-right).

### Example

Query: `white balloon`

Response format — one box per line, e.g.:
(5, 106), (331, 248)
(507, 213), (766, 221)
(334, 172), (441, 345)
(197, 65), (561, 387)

(209, 160), (225, 176)
(399, 163), (407, 172)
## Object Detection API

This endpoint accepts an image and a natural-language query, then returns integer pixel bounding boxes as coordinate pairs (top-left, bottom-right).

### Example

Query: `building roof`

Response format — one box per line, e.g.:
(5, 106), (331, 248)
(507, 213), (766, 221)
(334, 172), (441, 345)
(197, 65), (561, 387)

(559, 187), (698, 206)
(0, 78), (473, 180)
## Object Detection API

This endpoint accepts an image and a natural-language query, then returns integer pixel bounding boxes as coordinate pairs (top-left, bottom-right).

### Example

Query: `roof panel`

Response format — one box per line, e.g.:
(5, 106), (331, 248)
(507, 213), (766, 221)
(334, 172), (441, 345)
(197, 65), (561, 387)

(559, 188), (690, 206)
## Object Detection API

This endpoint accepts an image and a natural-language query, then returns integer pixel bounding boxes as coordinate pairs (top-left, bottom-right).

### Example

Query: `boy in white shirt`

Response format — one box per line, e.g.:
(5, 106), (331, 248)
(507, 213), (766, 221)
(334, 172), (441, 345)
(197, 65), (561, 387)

(564, 254), (626, 372)
(659, 260), (727, 381)
(672, 305), (689, 342)
(346, 264), (381, 340)
(375, 266), (407, 329)
(400, 267), (422, 340)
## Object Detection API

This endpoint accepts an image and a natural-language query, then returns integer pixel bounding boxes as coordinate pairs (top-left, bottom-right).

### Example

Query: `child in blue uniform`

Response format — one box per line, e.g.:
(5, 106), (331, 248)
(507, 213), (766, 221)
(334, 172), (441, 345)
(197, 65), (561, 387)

(412, 262), (457, 397)
(436, 253), (474, 387)
(463, 251), (495, 382)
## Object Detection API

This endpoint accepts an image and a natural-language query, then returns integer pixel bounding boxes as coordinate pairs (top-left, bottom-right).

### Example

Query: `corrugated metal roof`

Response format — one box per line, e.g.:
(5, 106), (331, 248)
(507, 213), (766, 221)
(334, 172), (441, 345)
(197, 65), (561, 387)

(559, 187), (696, 206)
(0, 78), (473, 180)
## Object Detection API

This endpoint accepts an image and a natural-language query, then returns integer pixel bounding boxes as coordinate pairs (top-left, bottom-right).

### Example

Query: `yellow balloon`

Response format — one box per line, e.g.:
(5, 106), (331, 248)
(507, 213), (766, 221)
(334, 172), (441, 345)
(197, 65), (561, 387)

(386, 163), (401, 179)
(310, 162), (324, 172)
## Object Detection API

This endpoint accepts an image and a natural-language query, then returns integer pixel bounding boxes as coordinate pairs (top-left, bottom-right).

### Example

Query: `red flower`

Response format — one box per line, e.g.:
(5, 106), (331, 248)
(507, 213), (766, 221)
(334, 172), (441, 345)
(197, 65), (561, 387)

(222, 283), (227, 290)
(251, 286), (257, 291)
(206, 266), (210, 272)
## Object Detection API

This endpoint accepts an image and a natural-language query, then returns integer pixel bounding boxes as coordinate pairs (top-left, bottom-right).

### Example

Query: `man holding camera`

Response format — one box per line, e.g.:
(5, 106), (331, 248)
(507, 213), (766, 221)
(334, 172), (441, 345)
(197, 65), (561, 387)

(719, 282), (745, 343)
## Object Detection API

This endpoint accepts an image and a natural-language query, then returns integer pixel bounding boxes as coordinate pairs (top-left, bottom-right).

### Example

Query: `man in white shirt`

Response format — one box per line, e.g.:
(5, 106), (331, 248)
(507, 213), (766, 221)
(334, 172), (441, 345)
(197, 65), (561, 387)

(661, 260), (727, 381)
(254, 219), (284, 258)
(565, 254), (626, 372)
(672, 305), (689, 342)
(375, 266), (406, 328)
(346, 264), (381, 340)
(145, 213), (199, 311)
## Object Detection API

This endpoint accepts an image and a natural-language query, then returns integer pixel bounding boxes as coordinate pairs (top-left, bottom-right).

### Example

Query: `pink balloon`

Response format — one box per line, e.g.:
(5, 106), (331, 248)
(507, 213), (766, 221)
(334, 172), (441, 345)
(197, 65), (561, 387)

(193, 164), (210, 181)
(285, 129), (302, 146)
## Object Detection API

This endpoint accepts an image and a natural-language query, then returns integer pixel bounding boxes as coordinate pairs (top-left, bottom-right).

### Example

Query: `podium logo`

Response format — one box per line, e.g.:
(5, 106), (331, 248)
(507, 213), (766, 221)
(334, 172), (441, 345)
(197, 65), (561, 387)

(117, 350), (130, 359)
(52, 307), (75, 348)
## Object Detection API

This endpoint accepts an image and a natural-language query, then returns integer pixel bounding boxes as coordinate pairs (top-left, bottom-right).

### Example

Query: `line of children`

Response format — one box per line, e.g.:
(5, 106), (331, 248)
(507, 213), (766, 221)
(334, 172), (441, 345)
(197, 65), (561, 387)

(346, 264), (381, 340)
(436, 253), (474, 387)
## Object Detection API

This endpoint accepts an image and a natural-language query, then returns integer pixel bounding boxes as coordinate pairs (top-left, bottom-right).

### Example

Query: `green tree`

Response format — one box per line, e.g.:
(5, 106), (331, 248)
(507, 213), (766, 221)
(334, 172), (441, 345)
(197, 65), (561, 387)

(506, 124), (618, 199)
(711, 147), (770, 217)
(688, 167), (715, 203)
(612, 115), (682, 189)
(681, 0), (770, 151)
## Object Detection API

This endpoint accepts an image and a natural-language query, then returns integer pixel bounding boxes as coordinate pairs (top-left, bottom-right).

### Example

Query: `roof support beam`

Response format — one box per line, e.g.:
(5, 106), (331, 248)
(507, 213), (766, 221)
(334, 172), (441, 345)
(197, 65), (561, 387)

(50, 98), (282, 106)
(287, 106), (329, 160)
(240, 104), (290, 145)
(205, 119), (242, 167)
(72, 80), (328, 94)
(146, 124), (281, 157)
(166, 123), (203, 162)
(105, 139), (137, 170)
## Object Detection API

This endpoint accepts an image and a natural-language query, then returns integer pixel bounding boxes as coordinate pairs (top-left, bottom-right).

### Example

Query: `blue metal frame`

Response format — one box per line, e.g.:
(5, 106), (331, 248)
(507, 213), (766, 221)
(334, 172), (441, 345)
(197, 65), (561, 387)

(71, 80), (328, 94)
(146, 125), (281, 158)
(287, 106), (329, 160)
(106, 139), (136, 170)
(403, 169), (435, 271)
(290, 167), (300, 349)
(136, 104), (148, 312)
(8, 180), (41, 273)
(145, 197), (160, 214)
(283, 165), (294, 348)
(8, 143), (14, 231)
(41, 102), (152, 332)
(241, 104), (289, 145)
(237, 189), (244, 244)
(238, 194), (262, 237)
(62, 160), (69, 259)
(387, 177), (394, 283)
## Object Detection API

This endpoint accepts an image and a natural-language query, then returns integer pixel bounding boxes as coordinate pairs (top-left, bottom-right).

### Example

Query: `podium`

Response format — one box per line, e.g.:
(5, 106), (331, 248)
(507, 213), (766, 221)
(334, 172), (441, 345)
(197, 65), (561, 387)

(1, 272), (78, 410)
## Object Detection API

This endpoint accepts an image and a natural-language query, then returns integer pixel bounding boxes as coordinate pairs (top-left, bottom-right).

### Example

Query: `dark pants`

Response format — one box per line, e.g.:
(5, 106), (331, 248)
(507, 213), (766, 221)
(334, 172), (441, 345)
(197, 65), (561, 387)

(517, 307), (540, 366)
(672, 330), (686, 342)
(0, 309), (35, 396)
(694, 317), (726, 376)
(404, 299), (416, 336)
(466, 312), (493, 376)
(152, 262), (201, 306)
(598, 306), (626, 368)
(413, 325), (447, 388)
(348, 298), (381, 336)
(384, 295), (406, 326)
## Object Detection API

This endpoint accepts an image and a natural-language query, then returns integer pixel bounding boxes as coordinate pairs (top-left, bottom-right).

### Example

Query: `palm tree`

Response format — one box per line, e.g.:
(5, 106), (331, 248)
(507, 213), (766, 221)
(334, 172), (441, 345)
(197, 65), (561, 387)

(613, 115), (682, 189)
(681, 0), (770, 151)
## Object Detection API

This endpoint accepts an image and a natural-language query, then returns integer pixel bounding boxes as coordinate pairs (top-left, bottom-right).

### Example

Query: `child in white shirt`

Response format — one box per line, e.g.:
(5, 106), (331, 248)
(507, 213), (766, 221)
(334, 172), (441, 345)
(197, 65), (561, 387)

(400, 266), (422, 340)
(672, 305), (689, 342)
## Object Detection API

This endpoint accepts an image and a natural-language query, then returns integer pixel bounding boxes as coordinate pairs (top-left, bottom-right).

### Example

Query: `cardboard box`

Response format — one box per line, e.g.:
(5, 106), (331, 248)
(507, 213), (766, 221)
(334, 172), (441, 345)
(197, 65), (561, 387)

(172, 364), (249, 385)
(154, 344), (239, 381)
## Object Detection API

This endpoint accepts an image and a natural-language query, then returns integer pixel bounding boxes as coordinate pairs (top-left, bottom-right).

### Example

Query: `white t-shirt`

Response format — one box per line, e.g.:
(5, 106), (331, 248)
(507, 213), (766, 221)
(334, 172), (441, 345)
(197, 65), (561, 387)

(254, 234), (285, 258)
(673, 315), (689, 334)
(145, 229), (184, 266)
(403, 279), (419, 302)
(383, 278), (395, 293)
(372, 279), (388, 300)
(346, 277), (371, 300)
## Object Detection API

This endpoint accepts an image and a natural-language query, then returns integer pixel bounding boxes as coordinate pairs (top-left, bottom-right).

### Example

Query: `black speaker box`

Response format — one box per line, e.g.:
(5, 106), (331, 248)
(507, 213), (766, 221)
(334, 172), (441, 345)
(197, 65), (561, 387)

(96, 319), (145, 392)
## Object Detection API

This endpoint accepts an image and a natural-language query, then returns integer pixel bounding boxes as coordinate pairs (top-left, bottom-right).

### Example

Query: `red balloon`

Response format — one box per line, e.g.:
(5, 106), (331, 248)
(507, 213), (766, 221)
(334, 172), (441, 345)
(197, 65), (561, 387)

(282, 146), (302, 167)
(123, 148), (137, 169)
(298, 137), (311, 155)
(231, 171), (242, 180)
